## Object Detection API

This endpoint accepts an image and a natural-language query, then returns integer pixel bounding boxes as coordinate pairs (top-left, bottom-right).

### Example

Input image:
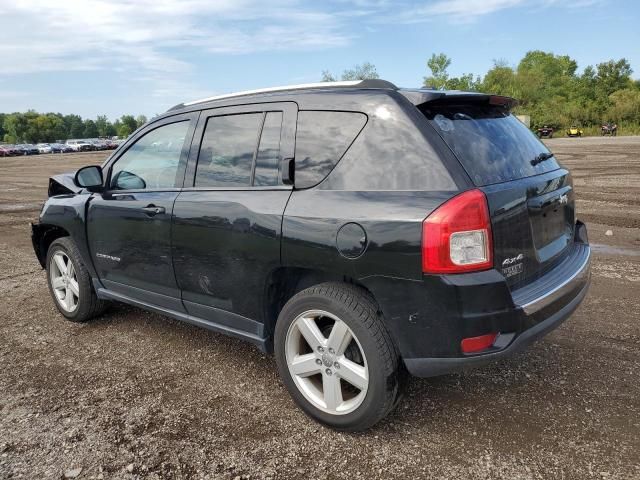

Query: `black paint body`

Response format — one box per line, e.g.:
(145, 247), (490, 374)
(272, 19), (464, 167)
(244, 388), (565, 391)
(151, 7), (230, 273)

(32, 84), (590, 376)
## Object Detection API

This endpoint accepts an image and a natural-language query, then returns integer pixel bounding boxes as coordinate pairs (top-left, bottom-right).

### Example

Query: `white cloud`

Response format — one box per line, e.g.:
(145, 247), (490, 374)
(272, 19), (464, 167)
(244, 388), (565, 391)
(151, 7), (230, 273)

(0, 0), (351, 76)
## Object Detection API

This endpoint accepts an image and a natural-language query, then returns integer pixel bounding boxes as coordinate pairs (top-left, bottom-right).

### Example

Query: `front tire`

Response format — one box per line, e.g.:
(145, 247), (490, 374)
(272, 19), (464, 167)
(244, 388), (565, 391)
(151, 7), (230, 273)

(46, 237), (107, 322)
(274, 282), (400, 431)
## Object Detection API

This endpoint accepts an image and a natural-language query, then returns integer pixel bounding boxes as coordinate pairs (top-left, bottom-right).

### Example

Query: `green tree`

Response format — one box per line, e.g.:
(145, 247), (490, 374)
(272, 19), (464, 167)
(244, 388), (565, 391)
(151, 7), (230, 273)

(423, 53), (479, 91)
(341, 62), (379, 81)
(424, 53), (451, 89)
(64, 114), (84, 138)
(83, 119), (99, 138)
(135, 115), (148, 128)
(321, 62), (379, 82)
(95, 115), (110, 137)
(595, 59), (633, 99)
(607, 88), (640, 123)
(3, 113), (29, 143)
(321, 70), (336, 82)
(119, 115), (138, 135)
(481, 60), (518, 97)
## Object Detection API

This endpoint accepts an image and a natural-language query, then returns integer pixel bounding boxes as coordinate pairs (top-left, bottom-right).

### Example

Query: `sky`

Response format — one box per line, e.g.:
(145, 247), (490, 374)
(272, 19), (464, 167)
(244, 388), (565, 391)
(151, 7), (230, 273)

(0, 0), (638, 120)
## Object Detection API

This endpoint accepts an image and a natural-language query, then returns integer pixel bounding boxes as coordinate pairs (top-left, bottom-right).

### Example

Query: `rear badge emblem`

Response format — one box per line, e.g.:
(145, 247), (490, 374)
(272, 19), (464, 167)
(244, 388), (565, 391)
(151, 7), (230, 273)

(559, 194), (569, 205)
(502, 254), (524, 278)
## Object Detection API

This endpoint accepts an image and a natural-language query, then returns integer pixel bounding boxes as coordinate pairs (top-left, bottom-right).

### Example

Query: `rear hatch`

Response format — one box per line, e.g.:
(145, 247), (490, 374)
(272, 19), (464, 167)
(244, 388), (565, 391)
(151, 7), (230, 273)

(420, 98), (575, 288)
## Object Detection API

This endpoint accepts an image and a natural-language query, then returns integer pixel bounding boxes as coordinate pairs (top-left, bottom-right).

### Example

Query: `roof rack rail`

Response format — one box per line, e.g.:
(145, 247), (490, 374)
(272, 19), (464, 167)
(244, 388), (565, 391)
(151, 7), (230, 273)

(168, 79), (398, 111)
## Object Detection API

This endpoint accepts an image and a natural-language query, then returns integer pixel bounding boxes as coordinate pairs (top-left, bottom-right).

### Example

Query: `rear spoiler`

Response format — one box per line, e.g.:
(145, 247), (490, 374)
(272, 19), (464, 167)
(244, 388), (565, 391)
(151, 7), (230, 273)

(398, 89), (518, 110)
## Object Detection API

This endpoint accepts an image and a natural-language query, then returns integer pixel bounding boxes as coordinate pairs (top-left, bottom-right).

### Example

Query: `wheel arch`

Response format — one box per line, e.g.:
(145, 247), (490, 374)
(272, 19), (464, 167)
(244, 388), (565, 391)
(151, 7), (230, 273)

(32, 223), (70, 268)
(262, 267), (381, 352)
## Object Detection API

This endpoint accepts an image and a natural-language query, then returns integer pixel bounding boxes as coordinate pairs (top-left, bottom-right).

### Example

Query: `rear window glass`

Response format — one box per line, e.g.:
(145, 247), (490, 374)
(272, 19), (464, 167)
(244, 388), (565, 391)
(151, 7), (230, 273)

(195, 113), (262, 187)
(295, 111), (367, 188)
(422, 104), (560, 186)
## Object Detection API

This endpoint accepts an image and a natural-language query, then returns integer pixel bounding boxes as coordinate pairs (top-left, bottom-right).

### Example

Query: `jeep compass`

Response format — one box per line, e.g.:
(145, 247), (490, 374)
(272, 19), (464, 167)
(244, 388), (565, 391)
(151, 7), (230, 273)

(32, 79), (591, 431)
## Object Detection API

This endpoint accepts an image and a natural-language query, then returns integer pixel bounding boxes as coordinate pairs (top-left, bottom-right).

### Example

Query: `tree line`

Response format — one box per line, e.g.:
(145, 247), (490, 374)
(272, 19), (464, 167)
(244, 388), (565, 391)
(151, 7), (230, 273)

(0, 112), (148, 144)
(325, 51), (640, 131)
(3, 50), (639, 143)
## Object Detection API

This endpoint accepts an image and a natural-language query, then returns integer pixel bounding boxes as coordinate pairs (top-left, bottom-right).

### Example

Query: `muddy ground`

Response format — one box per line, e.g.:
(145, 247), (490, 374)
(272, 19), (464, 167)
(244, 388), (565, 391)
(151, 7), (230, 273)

(0, 136), (639, 479)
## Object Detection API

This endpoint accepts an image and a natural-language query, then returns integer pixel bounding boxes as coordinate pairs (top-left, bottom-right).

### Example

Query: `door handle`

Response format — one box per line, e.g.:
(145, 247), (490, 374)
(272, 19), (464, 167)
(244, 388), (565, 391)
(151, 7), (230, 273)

(142, 205), (165, 216)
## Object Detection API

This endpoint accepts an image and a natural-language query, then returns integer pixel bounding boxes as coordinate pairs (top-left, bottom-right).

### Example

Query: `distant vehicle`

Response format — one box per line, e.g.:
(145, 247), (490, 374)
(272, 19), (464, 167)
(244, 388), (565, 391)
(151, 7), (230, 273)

(37, 143), (53, 154)
(66, 139), (95, 152)
(537, 125), (554, 138)
(90, 139), (110, 150)
(0, 145), (24, 156)
(51, 143), (74, 153)
(566, 126), (583, 137)
(0, 145), (14, 156)
(17, 144), (40, 155)
(601, 123), (617, 136)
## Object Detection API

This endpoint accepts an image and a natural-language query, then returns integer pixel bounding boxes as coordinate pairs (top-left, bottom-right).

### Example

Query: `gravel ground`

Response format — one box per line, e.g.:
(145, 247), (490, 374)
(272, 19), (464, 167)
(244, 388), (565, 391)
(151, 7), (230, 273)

(1, 137), (639, 479)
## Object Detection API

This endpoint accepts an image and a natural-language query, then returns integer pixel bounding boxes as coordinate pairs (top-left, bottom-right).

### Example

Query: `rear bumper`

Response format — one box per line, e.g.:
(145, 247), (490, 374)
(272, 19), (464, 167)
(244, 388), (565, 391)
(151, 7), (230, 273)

(404, 268), (589, 377)
(403, 241), (590, 377)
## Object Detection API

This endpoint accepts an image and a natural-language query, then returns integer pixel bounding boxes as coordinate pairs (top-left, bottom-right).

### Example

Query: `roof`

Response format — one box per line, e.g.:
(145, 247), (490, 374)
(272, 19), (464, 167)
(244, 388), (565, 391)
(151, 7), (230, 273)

(168, 79), (398, 111)
(166, 80), (517, 113)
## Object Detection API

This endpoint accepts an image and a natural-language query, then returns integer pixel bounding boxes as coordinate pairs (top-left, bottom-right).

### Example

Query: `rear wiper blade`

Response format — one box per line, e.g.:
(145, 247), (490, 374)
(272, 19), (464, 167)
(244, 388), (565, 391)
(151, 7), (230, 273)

(531, 152), (554, 166)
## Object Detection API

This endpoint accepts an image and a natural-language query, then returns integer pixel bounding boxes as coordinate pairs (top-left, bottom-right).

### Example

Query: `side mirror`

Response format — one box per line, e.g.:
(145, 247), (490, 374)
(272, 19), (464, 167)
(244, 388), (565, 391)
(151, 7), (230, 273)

(281, 157), (295, 186)
(74, 165), (103, 191)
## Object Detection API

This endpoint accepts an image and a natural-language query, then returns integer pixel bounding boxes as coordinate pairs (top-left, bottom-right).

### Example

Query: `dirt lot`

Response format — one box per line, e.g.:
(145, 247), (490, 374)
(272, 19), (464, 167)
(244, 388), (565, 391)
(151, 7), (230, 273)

(1, 137), (639, 479)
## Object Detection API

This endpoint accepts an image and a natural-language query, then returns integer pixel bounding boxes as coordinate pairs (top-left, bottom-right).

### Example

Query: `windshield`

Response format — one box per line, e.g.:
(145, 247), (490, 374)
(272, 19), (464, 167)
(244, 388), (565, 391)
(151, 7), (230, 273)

(422, 103), (561, 186)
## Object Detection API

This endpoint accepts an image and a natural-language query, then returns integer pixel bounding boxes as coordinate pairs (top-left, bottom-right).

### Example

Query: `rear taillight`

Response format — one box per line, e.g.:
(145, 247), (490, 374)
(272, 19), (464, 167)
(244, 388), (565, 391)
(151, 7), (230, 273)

(422, 189), (493, 274)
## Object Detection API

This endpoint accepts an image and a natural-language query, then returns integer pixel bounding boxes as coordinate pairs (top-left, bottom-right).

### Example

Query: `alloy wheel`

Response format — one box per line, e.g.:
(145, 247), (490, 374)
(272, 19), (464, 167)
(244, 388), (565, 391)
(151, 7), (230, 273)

(50, 252), (79, 313)
(285, 310), (369, 415)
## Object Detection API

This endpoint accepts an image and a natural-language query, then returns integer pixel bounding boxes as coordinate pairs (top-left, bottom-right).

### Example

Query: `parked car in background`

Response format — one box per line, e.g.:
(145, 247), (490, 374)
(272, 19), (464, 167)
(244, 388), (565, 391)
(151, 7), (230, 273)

(537, 125), (554, 138)
(90, 139), (110, 150)
(601, 122), (617, 136)
(17, 144), (40, 155)
(32, 80), (591, 431)
(566, 125), (583, 137)
(51, 143), (74, 153)
(0, 145), (15, 156)
(37, 143), (53, 154)
(66, 139), (95, 152)
(1, 145), (20, 156)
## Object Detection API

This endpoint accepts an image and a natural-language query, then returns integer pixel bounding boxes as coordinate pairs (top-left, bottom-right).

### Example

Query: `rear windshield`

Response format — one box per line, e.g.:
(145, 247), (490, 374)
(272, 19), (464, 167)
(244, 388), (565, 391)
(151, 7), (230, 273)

(421, 103), (560, 186)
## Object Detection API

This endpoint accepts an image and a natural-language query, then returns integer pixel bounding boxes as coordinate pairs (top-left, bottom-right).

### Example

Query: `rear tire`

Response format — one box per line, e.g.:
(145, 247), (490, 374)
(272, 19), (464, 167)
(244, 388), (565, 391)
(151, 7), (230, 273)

(274, 282), (400, 431)
(46, 237), (107, 322)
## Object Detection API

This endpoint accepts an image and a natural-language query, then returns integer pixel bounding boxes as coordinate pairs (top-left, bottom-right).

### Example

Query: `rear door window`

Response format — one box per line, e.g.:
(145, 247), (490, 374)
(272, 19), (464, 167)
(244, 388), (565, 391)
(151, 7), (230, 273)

(195, 113), (263, 187)
(294, 111), (367, 188)
(421, 104), (560, 186)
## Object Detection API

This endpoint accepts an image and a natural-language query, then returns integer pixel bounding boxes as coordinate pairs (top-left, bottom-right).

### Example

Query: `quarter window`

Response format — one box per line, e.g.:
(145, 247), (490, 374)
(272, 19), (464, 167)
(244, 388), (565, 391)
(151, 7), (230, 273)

(110, 121), (189, 190)
(294, 111), (367, 188)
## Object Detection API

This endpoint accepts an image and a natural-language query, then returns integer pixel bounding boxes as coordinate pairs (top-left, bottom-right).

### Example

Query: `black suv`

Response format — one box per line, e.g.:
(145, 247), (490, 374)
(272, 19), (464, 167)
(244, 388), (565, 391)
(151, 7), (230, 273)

(32, 79), (590, 431)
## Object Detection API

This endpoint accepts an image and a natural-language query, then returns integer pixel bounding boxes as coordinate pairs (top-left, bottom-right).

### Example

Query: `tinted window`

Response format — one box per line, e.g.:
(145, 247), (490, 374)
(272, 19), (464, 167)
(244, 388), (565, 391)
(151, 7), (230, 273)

(110, 121), (189, 190)
(254, 112), (282, 186)
(295, 111), (367, 188)
(196, 113), (262, 187)
(422, 104), (560, 186)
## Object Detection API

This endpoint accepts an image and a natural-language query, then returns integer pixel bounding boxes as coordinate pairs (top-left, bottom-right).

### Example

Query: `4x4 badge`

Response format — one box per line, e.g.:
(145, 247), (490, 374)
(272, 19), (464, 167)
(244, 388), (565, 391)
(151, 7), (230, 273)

(502, 253), (524, 266)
